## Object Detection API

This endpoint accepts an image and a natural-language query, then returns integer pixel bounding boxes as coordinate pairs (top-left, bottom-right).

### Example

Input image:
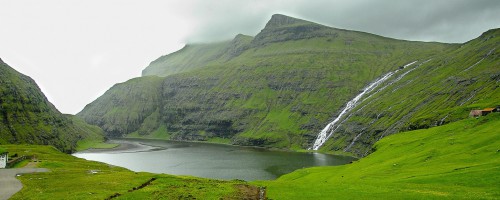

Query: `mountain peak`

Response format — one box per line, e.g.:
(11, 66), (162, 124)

(264, 14), (310, 29)
(252, 14), (332, 46)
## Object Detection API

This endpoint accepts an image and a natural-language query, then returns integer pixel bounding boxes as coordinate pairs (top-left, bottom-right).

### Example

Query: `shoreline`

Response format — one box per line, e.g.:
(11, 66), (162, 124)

(77, 138), (357, 160)
(123, 137), (358, 158)
(75, 140), (160, 153)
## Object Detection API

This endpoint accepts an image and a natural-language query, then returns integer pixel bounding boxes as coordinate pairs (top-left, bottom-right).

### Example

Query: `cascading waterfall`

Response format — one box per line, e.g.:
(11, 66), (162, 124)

(311, 61), (418, 150)
(463, 48), (495, 72)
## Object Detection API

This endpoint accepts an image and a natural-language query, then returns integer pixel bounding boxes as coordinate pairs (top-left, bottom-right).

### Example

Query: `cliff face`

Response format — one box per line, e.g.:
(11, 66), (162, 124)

(0, 59), (105, 153)
(79, 15), (498, 157)
(251, 14), (339, 46)
(264, 14), (308, 28)
(79, 76), (164, 138)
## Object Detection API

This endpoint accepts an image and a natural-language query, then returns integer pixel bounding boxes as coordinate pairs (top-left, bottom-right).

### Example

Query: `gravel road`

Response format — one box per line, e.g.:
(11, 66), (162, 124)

(0, 167), (49, 200)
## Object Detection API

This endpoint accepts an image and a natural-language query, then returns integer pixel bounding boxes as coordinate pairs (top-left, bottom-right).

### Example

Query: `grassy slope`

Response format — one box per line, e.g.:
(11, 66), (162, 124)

(320, 28), (500, 156)
(142, 41), (233, 77)
(0, 59), (107, 153)
(70, 116), (117, 151)
(79, 76), (164, 138)
(1, 145), (258, 199)
(78, 14), (451, 152)
(142, 33), (253, 77)
(256, 113), (500, 199)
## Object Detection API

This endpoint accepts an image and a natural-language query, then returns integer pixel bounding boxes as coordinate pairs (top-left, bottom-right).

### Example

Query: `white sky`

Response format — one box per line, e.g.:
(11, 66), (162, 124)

(1, 0), (499, 114)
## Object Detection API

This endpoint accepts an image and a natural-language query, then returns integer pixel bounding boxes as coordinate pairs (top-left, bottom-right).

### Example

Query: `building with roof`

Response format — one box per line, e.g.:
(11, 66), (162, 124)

(469, 110), (483, 117)
(470, 106), (499, 118)
(482, 108), (495, 116)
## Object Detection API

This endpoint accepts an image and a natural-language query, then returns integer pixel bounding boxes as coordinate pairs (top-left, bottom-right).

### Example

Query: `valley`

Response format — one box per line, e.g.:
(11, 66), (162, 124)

(79, 14), (499, 158)
(78, 14), (461, 157)
(0, 13), (499, 200)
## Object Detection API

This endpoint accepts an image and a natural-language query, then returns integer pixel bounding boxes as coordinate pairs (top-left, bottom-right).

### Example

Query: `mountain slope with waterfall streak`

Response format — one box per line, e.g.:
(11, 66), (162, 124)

(314, 28), (500, 156)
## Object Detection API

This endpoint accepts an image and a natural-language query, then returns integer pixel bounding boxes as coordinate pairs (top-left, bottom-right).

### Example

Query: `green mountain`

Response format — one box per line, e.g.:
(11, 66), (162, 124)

(318, 28), (500, 156)
(0, 58), (106, 153)
(78, 14), (498, 156)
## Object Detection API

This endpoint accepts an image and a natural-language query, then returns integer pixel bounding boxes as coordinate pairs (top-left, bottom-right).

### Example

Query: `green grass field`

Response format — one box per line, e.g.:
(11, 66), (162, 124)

(255, 113), (500, 199)
(76, 139), (118, 151)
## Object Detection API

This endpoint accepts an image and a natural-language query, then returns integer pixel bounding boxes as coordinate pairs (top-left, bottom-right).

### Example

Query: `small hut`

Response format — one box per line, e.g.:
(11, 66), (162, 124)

(482, 108), (495, 116)
(0, 152), (8, 168)
(469, 110), (482, 117)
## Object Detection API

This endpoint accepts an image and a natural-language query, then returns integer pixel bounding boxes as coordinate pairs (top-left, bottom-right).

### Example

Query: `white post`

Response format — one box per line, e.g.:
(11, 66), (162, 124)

(0, 153), (7, 168)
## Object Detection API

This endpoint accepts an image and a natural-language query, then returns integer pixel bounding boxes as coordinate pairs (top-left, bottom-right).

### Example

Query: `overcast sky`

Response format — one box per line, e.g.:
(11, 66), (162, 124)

(1, 0), (499, 114)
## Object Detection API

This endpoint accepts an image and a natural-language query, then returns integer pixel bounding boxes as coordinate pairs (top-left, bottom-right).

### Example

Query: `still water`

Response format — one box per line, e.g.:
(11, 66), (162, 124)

(73, 139), (355, 181)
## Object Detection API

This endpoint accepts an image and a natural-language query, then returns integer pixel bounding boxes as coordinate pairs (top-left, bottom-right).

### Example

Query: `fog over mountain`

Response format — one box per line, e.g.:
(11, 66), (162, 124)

(0, 0), (499, 114)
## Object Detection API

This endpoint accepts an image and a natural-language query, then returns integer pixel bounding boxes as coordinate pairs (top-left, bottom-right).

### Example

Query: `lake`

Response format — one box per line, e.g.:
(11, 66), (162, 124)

(73, 139), (356, 181)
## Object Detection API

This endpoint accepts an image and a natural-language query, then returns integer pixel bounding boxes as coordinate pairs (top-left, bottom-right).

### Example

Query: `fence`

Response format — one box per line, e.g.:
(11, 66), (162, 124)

(6, 155), (33, 168)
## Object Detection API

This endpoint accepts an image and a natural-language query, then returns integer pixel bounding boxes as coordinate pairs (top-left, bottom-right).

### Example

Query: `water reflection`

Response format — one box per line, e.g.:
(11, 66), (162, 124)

(313, 152), (328, 166)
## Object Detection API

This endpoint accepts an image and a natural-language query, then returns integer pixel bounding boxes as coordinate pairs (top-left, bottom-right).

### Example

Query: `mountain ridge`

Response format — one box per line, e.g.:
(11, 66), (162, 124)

(263, 14), (312, 29)
(79, 14), (498, 157)
(142, 14), (427, 78)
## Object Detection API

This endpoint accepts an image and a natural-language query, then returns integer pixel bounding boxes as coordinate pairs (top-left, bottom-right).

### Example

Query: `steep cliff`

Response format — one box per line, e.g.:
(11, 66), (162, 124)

(0, 59), (106, 153)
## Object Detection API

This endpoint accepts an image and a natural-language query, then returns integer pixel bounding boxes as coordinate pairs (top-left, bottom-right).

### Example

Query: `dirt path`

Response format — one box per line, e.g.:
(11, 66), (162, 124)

(0, 164), (49, 200)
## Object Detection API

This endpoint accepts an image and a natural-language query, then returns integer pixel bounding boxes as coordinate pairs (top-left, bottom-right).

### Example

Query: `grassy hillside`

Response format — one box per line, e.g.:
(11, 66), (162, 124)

(142, 41), (231, 77)
(256, 113), (500, 199)
(319, 28), (500, 156)
(1, 145), (260, 199)
(79, 14), (452, 153)
(0, 58), (107, 153)
(70, 116), (117, 151)
(79, 76), (165, 138)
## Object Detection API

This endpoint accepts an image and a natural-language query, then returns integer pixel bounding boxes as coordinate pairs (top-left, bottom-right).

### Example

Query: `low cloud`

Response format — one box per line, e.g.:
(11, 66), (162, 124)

(182, 0), (500, 43)
(1, 0), (499, 114)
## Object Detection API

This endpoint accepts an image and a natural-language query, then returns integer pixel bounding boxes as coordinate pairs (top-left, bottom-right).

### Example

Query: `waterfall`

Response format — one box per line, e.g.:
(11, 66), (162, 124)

(311, 61), (417, 150)
(463, 48), (495, 72)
